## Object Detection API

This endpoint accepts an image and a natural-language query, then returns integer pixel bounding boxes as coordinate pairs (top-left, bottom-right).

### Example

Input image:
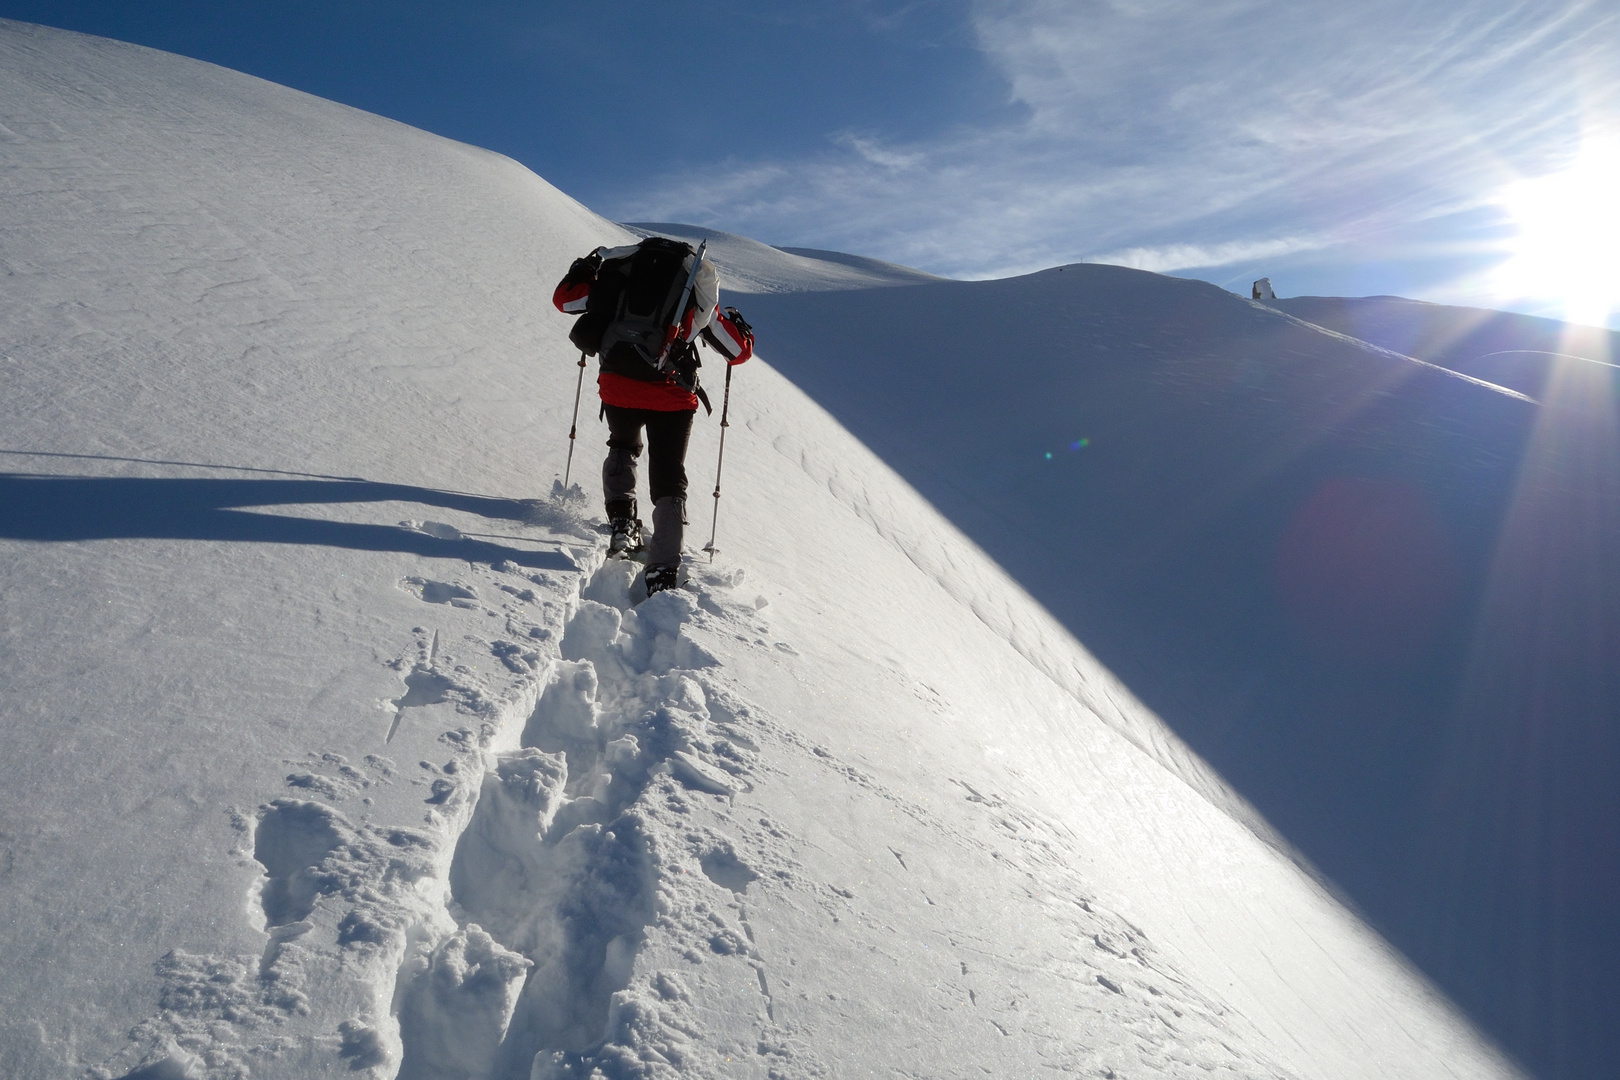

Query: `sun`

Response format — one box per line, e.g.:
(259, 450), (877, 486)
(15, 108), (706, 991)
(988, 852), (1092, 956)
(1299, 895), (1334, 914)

(1492, 135), (1620, 327)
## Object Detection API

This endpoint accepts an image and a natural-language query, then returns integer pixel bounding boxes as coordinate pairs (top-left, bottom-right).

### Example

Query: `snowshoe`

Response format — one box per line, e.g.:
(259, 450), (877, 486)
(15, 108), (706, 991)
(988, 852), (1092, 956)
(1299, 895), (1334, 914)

(607, 516), (643, 558)
(644, 564), (679, 596)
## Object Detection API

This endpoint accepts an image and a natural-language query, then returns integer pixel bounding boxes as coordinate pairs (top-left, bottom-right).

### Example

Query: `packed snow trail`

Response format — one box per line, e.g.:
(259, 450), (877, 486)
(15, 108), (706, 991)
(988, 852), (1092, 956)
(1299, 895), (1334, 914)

(106, 535), (1318, 1080)
(386, 552), (1307, 1080)
(92, 510), (602, 1079)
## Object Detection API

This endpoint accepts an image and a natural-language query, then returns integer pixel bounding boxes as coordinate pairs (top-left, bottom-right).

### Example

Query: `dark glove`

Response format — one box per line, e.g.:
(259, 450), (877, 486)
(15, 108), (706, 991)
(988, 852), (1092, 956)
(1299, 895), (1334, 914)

(563, 249), (603, 287)
(723, 306), (752, 334)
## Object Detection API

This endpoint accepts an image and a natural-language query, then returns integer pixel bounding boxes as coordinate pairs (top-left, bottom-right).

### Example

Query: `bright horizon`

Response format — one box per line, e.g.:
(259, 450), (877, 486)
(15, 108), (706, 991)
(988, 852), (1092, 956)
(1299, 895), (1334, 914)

(1488, 133), (1620, 328)
(3, 3), (1618, 327)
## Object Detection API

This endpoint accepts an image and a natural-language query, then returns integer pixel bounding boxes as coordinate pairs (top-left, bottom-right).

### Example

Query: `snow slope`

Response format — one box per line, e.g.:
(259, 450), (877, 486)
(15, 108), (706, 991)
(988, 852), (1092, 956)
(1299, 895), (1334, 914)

(733, 268), (1619, 1080)
(0, 20), (1520, 1080)
(1270, 295), (1620, 401)
(621, 222), (942, 294)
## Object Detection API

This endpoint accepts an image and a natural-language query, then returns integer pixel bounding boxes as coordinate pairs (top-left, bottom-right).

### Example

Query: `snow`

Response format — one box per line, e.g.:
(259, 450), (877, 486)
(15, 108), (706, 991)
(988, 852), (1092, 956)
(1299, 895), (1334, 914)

(1269, 294), (1620, 401)
(621, 223), (942, 294)
(0, 18), (1524, 1080)
(726, 265), (1620, 1079)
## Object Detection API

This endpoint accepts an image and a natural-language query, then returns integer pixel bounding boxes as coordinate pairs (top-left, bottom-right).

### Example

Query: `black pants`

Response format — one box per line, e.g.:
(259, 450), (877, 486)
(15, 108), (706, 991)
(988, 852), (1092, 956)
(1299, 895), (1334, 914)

(602, 404), (695, 512)
(602, 405), (695, 568)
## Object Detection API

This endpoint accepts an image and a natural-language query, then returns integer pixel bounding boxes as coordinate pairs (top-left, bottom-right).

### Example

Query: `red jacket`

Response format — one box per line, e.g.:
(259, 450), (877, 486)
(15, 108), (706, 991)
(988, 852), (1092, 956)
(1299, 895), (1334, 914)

(553, 244), (754, 412)
(596, 370), (699, 411)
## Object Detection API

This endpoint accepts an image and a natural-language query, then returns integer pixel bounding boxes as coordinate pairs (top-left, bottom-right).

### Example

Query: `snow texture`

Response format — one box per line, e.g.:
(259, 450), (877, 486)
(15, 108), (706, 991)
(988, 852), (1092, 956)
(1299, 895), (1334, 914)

(1270, 294), (1620, 401)
(723, 244), (1620, 1080)
(621, 223), (942, 295)
(0, 19), (1522, 1080)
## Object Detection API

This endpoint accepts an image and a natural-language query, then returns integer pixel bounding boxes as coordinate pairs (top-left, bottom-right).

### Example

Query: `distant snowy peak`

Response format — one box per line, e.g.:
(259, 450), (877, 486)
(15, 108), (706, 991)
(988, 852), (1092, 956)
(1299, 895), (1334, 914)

(621, 221), (943, 294)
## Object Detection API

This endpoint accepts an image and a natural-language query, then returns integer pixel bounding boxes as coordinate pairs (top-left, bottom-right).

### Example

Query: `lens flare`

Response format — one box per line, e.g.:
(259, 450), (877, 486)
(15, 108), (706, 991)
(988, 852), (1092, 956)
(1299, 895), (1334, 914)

(1493, 134), (1620, 328)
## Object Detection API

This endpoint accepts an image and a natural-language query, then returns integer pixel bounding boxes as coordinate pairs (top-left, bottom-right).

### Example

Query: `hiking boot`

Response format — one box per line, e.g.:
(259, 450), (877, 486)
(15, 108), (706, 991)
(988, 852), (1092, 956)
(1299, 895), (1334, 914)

(608, 517), (643, 558)
(644, 564), (679, 596)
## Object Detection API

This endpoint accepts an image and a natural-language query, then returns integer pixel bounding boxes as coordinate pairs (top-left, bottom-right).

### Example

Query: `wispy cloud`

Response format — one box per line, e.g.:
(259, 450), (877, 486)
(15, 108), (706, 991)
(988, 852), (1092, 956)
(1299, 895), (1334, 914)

(833, 133), (927, 170)
(1086, 237), (1328, 274)
(612, 0), (1620, 293)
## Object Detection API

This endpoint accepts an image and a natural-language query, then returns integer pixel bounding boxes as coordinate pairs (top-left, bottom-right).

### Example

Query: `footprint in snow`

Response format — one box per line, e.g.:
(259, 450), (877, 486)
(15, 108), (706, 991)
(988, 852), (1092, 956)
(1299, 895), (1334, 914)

(401, 576), (478, 606)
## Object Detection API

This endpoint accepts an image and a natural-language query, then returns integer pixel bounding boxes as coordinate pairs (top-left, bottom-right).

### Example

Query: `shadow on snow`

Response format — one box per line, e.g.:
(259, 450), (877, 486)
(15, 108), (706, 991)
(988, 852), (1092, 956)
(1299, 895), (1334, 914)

(0, 472), (578, 571)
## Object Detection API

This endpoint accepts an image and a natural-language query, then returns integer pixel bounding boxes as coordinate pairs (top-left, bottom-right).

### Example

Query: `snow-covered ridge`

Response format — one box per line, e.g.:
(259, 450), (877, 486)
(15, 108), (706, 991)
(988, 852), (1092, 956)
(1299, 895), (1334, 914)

(1269, 294), (1620, 401)
(1, 20), (1518, 1080)
(621, 221), (943, 294)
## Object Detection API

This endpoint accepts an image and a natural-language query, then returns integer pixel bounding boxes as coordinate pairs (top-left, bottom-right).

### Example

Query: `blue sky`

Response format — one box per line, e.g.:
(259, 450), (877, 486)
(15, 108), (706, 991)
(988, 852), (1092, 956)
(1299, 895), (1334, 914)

(5, 1), (1619, 324)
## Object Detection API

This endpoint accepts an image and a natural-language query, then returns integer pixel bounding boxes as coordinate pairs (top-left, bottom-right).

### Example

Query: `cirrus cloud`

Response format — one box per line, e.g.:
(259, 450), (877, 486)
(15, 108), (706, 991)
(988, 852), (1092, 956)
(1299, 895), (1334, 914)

(613, 0), (1620, 303)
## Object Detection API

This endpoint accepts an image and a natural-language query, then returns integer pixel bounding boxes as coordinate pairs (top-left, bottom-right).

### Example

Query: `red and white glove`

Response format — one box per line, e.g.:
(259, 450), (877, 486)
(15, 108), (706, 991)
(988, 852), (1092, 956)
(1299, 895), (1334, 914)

(701, 306), (754, 364)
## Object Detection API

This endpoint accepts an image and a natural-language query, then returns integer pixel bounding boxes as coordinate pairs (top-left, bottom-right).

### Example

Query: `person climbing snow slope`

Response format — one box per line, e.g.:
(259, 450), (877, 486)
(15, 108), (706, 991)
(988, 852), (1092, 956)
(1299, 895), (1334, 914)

(553, 236), (753, 595)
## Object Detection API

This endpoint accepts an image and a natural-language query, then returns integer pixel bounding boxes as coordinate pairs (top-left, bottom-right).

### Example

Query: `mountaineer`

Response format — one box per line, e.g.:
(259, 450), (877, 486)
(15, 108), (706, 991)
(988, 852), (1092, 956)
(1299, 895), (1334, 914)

(553, 237), (753, 595)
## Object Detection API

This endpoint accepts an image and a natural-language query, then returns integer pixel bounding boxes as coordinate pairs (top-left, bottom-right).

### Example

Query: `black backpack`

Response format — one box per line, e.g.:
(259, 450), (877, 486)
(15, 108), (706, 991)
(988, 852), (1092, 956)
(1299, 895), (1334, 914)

(569, 237), (695, 367)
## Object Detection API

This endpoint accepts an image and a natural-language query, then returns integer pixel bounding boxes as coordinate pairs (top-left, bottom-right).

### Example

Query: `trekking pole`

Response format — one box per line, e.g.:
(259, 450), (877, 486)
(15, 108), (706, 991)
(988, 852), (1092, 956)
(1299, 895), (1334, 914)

(701, 363), (735, 561)
(560, 351), (587, 495)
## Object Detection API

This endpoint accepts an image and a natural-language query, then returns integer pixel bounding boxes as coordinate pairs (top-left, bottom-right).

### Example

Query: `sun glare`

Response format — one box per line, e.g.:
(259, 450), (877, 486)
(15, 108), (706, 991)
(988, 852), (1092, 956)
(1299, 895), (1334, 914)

(1493, 136), (1620, 327)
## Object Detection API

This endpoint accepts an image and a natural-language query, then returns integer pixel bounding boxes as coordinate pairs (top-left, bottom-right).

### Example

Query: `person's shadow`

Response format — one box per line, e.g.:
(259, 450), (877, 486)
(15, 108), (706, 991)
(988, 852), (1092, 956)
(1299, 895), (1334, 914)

(0, 464), (583, 572)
